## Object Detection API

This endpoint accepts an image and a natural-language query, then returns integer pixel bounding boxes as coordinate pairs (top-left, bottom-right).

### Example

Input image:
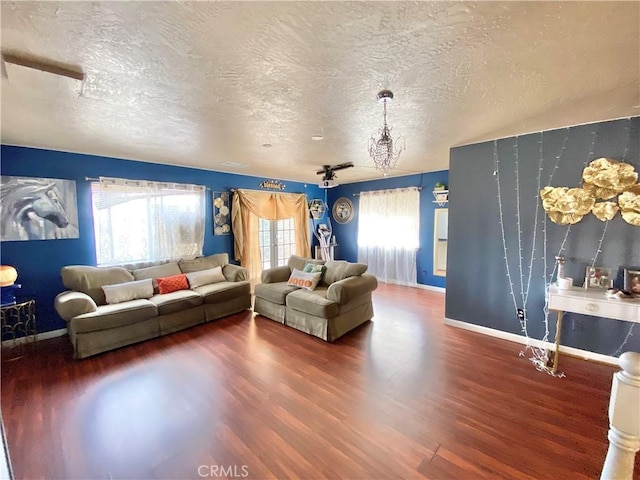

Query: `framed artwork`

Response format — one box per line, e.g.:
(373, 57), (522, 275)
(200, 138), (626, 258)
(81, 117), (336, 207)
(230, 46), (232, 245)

(332, 197), (354, 224)
(585, 266), (612, 290)
(623, 268), (640, 295)
(0, 175), (79, 241)
(213, 192), (230, 235)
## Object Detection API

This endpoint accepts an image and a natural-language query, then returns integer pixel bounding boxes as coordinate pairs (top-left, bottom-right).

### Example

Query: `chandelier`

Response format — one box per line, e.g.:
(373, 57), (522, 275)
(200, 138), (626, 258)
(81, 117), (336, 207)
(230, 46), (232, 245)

(368, 90), (404, 175)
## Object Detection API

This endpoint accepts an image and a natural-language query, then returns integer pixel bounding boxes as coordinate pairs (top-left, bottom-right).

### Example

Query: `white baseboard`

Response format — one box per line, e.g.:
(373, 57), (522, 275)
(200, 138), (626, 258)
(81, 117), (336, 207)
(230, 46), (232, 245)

(1, 328), (67, 347)
(382, 280), (445, 293)
(444, 317), (620, 367)
(412, 283), (446, 293)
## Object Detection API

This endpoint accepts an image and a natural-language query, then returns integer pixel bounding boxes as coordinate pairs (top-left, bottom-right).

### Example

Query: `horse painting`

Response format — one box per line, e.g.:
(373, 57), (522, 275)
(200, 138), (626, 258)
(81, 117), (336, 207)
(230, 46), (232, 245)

(0, 176), (79, 241)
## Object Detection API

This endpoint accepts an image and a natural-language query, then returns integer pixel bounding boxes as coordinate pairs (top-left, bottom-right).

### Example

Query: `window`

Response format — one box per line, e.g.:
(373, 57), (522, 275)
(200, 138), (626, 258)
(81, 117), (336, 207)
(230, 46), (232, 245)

(91, 177), (206, 266)
(259, 217), (296, 271)
(357, 187), (420, 283)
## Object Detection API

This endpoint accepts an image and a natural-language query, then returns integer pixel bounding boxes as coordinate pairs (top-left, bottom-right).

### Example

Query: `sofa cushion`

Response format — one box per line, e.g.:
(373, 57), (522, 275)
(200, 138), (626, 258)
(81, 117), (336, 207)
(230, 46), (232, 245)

(326, 274), (378, 305)
(55, 291), (98, 322)
(149, 290), (203, 316)
(194, 281), (251, 304)
(254, 282), (299, 305)
(103, 279), (154, 305)
(71, 299), (158, 333)
(287, 255), (324, 272)
(186, 266), (226, 288)
(132, 262), (181, 292)
(285, 287), (339, 318)
(157, 274), (189, 294)
(323, 261), (368, 285)
(61, 265), (134, 305)
(287, 268), (322, 291)
(179, 253), (229, 273)
(261, 265), (292, 284)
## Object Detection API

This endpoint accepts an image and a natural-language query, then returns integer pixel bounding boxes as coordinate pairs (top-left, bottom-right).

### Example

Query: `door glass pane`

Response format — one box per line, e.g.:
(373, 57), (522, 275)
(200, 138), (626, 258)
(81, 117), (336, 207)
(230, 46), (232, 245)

(257, 217), (296, 270)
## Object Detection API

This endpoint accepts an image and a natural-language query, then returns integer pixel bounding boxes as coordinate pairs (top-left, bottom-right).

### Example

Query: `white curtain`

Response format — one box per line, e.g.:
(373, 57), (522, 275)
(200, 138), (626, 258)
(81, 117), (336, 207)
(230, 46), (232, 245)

(92, 177), (206, 266)
(357, 187), (420, 284)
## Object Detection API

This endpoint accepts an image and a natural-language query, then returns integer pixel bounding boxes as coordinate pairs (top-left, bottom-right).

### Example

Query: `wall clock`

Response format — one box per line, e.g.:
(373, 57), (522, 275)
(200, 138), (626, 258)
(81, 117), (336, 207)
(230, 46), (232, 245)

(332, 197), (354, 224)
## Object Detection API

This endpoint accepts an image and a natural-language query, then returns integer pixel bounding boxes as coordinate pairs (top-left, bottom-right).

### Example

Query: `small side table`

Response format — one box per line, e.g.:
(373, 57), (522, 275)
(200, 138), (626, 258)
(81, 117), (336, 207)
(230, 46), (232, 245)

(1, 298), (36, 360)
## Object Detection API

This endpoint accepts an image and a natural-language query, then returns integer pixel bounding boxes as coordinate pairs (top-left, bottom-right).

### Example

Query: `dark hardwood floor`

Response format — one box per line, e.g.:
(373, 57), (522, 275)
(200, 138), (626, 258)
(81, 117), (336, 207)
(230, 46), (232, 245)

(1, 284), (634, 479)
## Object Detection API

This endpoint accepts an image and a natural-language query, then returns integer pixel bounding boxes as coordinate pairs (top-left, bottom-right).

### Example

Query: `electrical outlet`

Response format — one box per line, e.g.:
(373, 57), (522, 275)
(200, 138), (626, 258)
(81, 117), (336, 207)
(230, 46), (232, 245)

(517, 308), (525, 321)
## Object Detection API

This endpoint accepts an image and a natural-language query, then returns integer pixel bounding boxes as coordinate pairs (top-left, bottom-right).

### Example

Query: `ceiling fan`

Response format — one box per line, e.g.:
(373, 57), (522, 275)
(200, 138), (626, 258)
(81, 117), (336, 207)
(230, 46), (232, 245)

(317, 162), (354, 188)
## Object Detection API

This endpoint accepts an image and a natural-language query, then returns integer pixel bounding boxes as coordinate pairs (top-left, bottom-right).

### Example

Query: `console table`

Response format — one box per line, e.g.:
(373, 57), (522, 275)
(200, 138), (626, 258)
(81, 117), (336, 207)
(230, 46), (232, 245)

(548, 286), (640, 372)
(1, 298), (36, 360)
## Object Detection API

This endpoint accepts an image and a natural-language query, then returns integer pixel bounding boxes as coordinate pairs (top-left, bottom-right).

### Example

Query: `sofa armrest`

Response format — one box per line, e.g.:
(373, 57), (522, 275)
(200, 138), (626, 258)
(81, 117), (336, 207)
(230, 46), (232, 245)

(54, 291), (98, 322)
(223, 264), (248, 282)
(261, 266), (291, 284)
(327, 274), (378, 305)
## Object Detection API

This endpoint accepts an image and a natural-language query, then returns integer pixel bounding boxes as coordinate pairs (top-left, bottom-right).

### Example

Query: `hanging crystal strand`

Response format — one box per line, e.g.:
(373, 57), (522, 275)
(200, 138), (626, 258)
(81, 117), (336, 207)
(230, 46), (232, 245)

(610, 118), (636, 357)
(525, 132), (547, 368)
(494, 140), (519, 315)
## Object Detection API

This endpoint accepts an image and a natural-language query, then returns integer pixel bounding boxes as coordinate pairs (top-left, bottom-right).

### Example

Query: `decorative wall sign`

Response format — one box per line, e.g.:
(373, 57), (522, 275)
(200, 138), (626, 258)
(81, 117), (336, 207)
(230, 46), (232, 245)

(332, 197), (354, 224)
(260, 179), (286, 191)
(0, 175), (79, 241)
(213, 192), (230, 235)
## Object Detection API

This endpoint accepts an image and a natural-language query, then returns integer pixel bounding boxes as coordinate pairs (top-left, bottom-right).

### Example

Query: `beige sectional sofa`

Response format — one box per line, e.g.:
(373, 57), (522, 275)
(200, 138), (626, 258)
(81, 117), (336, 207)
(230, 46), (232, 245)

(54, 253), (251, 358)
(254, 255), (378, 341)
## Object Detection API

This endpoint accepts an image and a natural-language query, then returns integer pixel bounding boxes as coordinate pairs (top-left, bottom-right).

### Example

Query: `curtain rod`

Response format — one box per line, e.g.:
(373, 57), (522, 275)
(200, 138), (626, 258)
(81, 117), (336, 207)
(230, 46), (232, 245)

(352, 186), (422, 196)
(85, 177), (210, 190)
(230, 188), (303, 194)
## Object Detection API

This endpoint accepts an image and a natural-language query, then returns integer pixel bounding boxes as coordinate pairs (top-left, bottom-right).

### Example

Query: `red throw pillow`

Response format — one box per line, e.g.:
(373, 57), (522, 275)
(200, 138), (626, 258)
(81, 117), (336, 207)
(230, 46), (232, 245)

(157, 274), (189, 294)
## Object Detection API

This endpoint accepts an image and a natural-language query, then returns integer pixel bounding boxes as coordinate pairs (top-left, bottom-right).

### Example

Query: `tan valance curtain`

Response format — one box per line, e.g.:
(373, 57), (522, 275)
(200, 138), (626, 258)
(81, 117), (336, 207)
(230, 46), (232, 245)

(231, 189), (310, 281)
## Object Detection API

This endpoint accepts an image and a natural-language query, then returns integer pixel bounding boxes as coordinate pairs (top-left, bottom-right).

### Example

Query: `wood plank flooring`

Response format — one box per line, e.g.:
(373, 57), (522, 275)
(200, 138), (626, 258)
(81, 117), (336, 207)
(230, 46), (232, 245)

(1, 284), (635, 479)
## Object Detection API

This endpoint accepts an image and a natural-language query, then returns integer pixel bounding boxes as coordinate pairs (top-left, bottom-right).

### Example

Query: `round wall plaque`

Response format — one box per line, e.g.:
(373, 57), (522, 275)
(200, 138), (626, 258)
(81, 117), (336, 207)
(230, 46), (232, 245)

(332, 197), (354, 224)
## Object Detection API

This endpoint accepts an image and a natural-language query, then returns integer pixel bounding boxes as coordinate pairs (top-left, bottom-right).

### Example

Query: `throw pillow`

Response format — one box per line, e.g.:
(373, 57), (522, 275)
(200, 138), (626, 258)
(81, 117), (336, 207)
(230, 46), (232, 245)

(102, 278), (154, 305)
(303, 262), (327, 276)
(185, 266), (226, 289)
(287, 268), (322, 291)
(157, 274), (189, 294)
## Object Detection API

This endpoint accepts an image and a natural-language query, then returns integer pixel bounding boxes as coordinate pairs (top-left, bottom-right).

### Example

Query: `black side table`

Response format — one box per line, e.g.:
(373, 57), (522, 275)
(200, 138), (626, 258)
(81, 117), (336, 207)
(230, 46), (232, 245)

(1, 299), (36, 360)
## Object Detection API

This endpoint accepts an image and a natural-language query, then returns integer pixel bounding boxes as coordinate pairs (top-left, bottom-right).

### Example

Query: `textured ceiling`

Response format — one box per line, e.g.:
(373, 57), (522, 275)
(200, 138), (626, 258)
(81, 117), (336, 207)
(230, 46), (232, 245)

(1, 2), (639, 184)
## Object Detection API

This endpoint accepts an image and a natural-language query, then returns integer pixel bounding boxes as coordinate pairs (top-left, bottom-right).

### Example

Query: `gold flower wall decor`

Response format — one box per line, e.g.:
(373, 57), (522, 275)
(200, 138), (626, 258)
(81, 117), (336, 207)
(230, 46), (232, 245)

(618, 190), (640, 226)
(541, 158), (639, 226)
(540, 186), (594, 225)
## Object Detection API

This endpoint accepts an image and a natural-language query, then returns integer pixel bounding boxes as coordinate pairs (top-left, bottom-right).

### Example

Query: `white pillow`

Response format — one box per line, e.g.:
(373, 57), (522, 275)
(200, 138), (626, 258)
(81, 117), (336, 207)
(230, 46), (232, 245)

(287, 268), (322, 291)
(102, 278), (154, 305)
(186, 266), (226, 288)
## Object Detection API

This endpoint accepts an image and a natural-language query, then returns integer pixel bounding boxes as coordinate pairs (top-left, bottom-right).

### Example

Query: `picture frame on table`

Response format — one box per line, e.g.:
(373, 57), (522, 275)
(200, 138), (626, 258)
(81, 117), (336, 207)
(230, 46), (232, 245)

(585, 266), (612, 290)
(623, 268), (640, 296)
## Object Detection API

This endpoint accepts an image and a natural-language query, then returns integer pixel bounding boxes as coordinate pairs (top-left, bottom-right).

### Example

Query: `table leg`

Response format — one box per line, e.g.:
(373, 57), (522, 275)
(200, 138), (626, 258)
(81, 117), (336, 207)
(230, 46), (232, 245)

(552, 310), (563, 373)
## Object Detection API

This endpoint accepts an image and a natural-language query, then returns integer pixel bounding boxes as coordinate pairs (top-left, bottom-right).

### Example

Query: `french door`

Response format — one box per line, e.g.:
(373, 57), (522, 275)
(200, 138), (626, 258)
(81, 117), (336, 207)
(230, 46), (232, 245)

(259, 217), (296, 270)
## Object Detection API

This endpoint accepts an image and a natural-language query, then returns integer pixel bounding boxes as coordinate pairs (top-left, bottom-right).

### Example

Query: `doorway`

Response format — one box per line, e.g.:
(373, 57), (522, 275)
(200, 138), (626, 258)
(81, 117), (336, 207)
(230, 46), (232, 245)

(258, 217), (296, 270)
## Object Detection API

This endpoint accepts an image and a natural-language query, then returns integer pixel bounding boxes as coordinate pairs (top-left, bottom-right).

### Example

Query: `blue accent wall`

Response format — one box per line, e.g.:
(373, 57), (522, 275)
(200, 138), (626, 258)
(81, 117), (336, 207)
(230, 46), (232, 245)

(327, 170), (449, 288)
(0, 145), (324, 335)
(447, 117), (640, 357)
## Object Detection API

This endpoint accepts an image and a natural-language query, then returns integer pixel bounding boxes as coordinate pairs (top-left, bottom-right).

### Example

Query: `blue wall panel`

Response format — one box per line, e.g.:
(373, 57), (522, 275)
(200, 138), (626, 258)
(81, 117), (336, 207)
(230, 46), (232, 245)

(326, 170), (449, 288)
(447, 117), (640, 357)
(0, 145), (324, 334)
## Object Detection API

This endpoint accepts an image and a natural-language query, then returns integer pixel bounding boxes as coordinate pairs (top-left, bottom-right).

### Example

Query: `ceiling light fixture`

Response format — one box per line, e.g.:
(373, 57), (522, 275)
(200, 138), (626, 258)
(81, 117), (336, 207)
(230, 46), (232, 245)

(368, 89), (404, 175)
(311, 135), (324, 141)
